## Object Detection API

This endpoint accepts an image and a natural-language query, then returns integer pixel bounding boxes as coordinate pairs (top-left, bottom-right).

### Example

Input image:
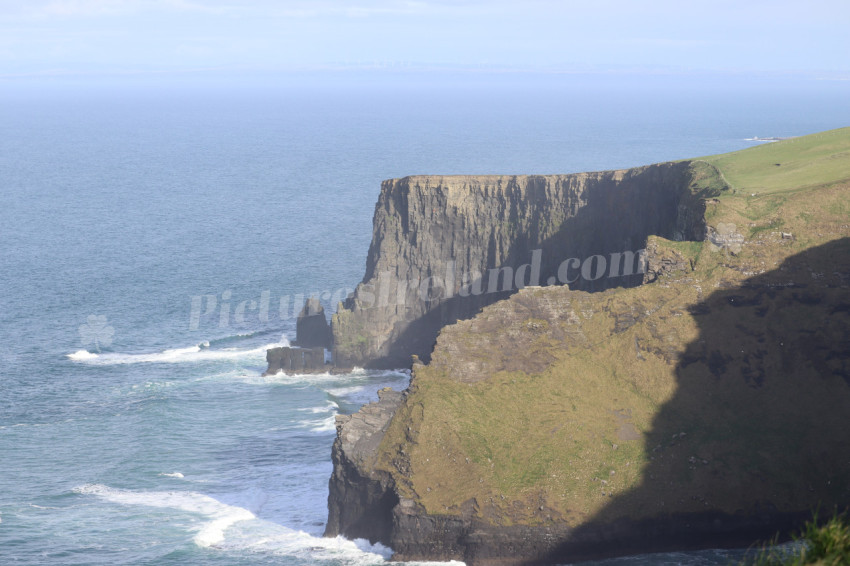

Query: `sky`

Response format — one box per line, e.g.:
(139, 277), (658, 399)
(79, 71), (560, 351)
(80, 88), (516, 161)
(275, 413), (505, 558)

(1, 0), (849, 79)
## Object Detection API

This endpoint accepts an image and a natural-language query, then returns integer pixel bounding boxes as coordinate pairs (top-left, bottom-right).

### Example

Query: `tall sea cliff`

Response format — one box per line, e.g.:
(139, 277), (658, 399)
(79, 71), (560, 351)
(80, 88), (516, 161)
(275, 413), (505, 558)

(331, 163), (709, 369)
(325, 128), (850, 565)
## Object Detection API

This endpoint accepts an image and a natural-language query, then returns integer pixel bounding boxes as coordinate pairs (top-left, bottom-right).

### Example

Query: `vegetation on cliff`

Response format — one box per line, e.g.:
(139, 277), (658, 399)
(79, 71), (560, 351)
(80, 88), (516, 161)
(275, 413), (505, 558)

(338, 128), (850, 560)
(745, 512), (850, 566)
(327, 128), (850, 563)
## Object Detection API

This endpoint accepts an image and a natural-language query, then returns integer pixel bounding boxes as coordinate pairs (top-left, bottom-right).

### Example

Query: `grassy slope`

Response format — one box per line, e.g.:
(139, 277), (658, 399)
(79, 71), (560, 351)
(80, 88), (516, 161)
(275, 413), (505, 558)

(702, 127), (850, 194)
(374, 128), (850, 528)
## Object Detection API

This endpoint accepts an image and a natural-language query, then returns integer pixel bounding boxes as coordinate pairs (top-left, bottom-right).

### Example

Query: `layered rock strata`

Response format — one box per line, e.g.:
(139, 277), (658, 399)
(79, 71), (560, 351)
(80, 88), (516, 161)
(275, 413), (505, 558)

(331, 163), (708, 369)
(325, 388), (404, 542)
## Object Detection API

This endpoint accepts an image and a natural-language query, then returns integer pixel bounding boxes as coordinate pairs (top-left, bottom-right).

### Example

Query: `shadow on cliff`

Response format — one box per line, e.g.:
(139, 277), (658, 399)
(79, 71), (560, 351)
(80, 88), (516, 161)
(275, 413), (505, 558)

(537, 237), (850, 564)
(371, 162), (708, 368)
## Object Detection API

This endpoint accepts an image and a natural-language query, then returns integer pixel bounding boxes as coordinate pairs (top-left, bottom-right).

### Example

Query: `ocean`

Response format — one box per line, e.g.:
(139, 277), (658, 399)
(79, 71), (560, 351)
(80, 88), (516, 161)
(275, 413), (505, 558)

(1, 71), (848, 565)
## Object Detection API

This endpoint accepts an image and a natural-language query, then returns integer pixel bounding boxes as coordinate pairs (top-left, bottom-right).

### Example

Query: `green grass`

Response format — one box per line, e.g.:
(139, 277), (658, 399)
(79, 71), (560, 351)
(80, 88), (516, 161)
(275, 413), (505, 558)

(701, 127), (850, 194)
(656, 238), (704, 257)
(743, 512), (850, 566)
(749, 217), (785, 238)
(687, 159), (731, 198)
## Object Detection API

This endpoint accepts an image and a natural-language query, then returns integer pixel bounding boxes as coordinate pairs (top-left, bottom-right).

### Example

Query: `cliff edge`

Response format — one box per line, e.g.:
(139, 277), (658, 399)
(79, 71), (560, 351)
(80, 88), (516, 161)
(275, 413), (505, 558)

(331, 163), (710, 368)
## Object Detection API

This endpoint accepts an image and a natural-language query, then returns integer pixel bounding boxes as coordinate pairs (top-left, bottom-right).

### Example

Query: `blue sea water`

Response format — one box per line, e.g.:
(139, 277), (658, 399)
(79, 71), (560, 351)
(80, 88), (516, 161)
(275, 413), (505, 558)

(1, 72), (849, 565)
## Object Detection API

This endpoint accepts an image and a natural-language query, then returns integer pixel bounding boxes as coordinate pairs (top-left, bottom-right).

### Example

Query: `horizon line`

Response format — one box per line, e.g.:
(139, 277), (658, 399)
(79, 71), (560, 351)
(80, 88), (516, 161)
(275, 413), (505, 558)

(2, 64), (850, 82)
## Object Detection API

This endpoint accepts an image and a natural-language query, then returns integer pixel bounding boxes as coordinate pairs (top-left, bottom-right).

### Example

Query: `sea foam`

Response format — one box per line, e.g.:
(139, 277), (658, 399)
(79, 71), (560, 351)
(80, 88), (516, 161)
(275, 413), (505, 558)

(68, 350), (99, 361)
(66, 337), (289, 365)
(73, 484), (255, 547)
(70, 483), (448, 564)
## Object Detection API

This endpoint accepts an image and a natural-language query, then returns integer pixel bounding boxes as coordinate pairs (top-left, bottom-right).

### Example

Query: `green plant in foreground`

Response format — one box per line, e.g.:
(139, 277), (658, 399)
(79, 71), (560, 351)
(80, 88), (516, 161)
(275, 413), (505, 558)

(742, 512), (850, 566)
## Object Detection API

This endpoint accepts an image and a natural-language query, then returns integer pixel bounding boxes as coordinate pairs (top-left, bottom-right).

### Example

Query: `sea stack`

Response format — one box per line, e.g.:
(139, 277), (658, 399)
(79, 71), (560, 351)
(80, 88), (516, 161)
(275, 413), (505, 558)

(295, 297), (333, 350)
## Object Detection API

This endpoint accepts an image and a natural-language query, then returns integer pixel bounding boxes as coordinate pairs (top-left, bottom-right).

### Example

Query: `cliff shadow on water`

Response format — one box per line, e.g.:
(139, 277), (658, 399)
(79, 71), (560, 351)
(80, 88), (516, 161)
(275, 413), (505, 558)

(335, 161), (713, 369)
(537, 237), (850, 564)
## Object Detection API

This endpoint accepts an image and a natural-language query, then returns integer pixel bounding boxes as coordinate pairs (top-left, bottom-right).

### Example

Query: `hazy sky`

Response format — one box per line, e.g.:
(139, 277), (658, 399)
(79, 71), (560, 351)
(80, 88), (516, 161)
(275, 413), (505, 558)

(1, 0), (849, 78)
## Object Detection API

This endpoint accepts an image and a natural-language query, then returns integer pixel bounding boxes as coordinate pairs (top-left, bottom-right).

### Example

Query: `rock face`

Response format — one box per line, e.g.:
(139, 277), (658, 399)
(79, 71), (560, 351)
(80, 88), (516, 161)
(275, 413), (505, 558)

(386, 504), (807, 565)
(263, 346), (325, 375)
(642, 238), (693, 283)
(331, 163), (708, 369)
(295, 297), (333, 349)
(325, 388), (404, 542)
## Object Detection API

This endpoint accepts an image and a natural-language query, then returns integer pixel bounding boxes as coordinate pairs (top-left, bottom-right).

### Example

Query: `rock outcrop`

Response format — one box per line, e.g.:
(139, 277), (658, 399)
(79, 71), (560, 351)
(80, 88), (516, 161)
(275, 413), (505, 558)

(332, 163), (709, 369)
(295, 297), (333, 349)
(642, 238), (693, 283)
(263, 346), (326, 375)
(325, 388), (404, 542)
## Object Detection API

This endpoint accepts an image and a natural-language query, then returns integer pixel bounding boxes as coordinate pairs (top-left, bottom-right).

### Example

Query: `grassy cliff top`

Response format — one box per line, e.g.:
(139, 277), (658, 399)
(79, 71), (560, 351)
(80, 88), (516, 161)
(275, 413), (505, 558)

(387, 126), (850, 194)
(701, 126), (850, 194)
(373, 127), (850, 528)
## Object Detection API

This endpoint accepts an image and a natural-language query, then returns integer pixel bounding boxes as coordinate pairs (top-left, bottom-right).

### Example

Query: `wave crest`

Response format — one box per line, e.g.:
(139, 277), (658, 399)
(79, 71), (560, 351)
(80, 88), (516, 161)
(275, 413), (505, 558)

(73, 483), (255, 547)
(66, 337), (289, 365)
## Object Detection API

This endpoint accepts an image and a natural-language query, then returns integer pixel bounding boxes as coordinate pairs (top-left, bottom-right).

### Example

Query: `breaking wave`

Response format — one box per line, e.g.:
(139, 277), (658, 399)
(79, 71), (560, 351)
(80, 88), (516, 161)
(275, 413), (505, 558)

(67, 337), (290, 365)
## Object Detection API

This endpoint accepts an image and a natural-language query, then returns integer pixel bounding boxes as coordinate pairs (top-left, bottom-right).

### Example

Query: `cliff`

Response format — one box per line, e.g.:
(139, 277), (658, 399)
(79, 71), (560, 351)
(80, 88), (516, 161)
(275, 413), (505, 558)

(326, 127), (850, 564)
(326, 388), (403, 542)
(331, 162), (711, 368)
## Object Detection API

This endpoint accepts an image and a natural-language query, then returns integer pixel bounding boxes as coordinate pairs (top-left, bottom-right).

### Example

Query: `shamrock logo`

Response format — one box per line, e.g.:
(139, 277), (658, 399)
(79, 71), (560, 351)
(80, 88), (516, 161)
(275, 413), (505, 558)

(707, 222), (744, 256)
(79, 315), (115, 352)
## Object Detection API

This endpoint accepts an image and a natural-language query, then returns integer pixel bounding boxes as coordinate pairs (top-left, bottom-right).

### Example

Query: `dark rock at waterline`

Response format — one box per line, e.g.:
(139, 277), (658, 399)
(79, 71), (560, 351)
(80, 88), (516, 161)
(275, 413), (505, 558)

(263, 346), (326, 376)
(325, 388), (404, 543)
(387, 504), (810, 565)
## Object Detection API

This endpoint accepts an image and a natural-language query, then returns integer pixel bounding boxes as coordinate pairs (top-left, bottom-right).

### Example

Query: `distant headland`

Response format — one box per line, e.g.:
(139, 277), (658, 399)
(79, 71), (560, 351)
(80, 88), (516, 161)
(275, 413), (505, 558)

(744, 135), (796, 141)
